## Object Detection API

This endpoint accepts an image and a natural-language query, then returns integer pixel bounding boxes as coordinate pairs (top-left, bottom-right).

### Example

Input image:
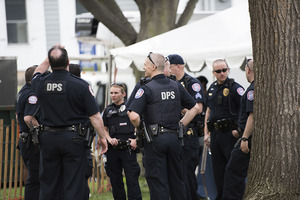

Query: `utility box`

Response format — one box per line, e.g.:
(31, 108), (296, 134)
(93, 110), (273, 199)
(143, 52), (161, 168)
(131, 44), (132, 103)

(0, 57), (17, 108)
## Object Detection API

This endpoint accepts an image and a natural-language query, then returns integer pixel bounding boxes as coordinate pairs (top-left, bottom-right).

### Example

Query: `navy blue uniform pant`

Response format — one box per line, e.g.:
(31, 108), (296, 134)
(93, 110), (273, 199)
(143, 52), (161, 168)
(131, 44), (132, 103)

(19, 138), (40, 200)
(210, 130), (237, 200)
(182, 131), (200, 200)
(143, 132), (186, 200)
(223, 139), (251, 200)
(39, 131), (87, 200)
(106, 147), (142, 200)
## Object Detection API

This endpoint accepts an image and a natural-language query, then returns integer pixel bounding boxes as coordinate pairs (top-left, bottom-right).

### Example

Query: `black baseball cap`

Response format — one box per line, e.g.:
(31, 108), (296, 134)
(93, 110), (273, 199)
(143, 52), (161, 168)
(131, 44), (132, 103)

(167, 54), (184, 65)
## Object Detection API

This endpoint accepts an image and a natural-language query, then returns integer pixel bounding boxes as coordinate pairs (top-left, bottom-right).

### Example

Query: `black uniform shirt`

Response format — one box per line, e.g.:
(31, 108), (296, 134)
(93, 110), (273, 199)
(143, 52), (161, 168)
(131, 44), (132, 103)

(31, 70), (99, 127)
(179, 73), (205, 123)
(15, 83), (39, 133)
(103, 102), (135, 140)
(206, 78), (244, 122)
(237, 81), (254, 130)
(129, 74), (196, 129)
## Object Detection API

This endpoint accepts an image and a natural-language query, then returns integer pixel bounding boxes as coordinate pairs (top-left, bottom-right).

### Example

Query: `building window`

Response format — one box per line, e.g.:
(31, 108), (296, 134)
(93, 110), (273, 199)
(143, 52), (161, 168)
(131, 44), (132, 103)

(5, 0), (28, 44)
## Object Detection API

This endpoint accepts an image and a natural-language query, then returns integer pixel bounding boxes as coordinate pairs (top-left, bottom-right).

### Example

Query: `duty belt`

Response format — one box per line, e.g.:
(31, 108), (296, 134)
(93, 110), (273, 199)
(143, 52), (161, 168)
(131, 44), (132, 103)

(41, 125), (77, 132)
(207, 118), (236, 132)
(158, 126), (178, 134)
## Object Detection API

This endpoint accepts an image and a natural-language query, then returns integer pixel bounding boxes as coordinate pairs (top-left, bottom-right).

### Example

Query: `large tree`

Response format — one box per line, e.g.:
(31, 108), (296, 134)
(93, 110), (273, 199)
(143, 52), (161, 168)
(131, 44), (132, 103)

(77, 0), (199, 45)
(77, 0), (199, 80)
(245, 0), (300, 199)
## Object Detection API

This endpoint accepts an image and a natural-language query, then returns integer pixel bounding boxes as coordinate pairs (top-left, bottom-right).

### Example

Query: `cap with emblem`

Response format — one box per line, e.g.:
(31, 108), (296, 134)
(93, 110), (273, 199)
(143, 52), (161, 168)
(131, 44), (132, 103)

(167, 54), (184, 65)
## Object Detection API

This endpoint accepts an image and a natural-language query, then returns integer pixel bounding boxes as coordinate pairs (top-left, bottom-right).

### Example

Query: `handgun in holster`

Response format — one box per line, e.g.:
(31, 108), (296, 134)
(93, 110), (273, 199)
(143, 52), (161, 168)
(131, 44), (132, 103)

(179, 122), (184, 146)
(142, 121), (153, 144)
(85, 125), (96, 149)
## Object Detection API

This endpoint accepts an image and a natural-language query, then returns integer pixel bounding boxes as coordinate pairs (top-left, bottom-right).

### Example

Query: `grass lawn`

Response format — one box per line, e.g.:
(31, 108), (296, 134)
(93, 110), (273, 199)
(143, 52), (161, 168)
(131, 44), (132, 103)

(1, 177), (150, 200)
(89, 177), (150, 200)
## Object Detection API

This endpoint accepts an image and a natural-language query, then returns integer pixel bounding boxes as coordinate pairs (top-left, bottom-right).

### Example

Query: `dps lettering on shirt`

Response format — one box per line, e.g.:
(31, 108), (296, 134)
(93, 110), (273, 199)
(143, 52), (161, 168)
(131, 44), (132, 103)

(161, 91), (175, 100)
(44, 81), (66, 93)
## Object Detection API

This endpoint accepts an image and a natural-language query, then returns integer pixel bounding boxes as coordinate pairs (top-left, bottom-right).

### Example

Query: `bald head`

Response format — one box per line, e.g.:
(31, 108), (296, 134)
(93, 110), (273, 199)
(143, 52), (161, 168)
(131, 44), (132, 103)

(48, 46), (69, 70)
(151, 53), (165, 72)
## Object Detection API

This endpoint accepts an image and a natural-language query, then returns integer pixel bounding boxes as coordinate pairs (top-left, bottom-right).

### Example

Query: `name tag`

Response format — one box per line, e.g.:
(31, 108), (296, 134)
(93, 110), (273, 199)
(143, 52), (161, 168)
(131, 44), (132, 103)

(119, 122), (127, 126)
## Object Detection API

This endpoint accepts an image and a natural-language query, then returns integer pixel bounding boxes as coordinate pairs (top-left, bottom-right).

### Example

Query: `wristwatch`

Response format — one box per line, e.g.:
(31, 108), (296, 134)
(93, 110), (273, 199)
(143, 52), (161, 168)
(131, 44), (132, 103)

(241, 137), (248, 142)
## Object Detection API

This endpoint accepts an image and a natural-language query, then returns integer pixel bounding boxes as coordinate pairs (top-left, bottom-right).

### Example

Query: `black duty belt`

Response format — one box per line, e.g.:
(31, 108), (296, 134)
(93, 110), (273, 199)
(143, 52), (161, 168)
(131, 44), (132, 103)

(158, 126), (178, 134)
(207, 118), (236, 132)
(42, 125), (77, 132)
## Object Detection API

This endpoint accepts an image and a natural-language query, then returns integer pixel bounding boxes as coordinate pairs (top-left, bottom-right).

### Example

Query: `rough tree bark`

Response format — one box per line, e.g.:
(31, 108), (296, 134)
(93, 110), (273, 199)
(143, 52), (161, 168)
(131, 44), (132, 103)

(245, 0), (300, 199)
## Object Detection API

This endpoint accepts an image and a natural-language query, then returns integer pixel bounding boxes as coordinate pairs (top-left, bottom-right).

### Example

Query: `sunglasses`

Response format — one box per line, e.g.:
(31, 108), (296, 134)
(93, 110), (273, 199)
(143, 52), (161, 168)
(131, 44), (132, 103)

(111, 82), (125, 89)
(246, 59), (252, 71)
(214, 68), (228, 74)
(147, 52), (157, 67)
(165, 56), (169, 62)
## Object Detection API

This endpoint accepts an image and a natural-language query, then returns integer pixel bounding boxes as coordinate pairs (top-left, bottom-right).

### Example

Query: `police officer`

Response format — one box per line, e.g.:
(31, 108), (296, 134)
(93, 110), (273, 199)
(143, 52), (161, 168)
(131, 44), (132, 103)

(223, 59), (254, 200)
(15, 65), (40, 200)
(127, 52), (200, 200)
(204, 59), (244, 200)
(69, 63), (94, 200)
(102, 83), (142, 200)
(168, 54), (205, 200)
(30, 45), (108, 200)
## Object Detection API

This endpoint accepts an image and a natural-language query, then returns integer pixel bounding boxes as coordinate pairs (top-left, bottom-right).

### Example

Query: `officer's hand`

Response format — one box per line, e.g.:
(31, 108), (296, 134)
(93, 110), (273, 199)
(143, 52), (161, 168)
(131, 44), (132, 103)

(128, 138), (137, 150)
(240, 141), (250, 153)
(98, 138), (108, 155)
(204, 133), (210, 148)
(108, 138), (118, 146)
(232, 130), (240, 138)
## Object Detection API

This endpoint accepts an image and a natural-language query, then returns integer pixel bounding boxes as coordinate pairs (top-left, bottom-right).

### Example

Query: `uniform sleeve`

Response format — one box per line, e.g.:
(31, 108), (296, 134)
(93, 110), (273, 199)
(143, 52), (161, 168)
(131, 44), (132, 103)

(128, 86), (149, 116)
(126, 82), (141, 107)
(179, 83), (196, 109)
(232, 83), (245, 106)
(188, 79), (205, 104)
(102, 107), (109, 127)
(24, 91), (39, 116)
(246, 89), (254, 114)
(31, 73), (42, 93)
(82, 85), (100, 116)
(206, 85), (213, 108)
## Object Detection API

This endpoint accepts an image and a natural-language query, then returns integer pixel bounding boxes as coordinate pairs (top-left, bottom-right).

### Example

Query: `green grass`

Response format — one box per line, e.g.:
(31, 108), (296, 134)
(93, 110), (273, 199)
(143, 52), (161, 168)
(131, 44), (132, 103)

(89, 177), (150, 200)
(0, 177), (150, 200)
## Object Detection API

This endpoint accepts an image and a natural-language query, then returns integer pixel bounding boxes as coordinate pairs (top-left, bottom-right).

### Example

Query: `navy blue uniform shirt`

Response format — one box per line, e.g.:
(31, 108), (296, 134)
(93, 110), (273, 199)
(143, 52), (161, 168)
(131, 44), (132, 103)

(207, 78), (244, 122)
(179, 73), (205, 123)
(31, 70), (99, 127)
(16, 83), (39, 132)
(129, 74), (196, 129)
(237, 81), (254, 130)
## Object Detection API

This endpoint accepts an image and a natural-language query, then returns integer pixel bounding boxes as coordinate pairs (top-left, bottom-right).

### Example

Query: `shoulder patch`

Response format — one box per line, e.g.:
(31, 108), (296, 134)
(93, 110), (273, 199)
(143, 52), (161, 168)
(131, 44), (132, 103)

(89, 85), (95, 96)
(135, 89), (144, 99)
(247, 90), (254, 101)
(28, 95), (38, 104)
(237, 87), (245, 96)
(192, 83), (201, 92)
(195, 93), (202, 99)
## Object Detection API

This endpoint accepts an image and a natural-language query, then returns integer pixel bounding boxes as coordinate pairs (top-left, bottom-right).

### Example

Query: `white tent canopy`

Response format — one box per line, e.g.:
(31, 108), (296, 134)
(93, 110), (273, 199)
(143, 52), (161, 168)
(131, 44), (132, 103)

(110, 2), (252, 72)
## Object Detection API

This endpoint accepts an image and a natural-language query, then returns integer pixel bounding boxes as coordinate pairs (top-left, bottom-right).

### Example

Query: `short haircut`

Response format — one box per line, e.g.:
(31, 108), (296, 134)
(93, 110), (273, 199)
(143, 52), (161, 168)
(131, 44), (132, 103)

(151, 53), (165, 71)
(25, 65), (38, 83)
(212, 59), (229, 69)
(48, 46), (69, 69)
(69, 64), (81, 77)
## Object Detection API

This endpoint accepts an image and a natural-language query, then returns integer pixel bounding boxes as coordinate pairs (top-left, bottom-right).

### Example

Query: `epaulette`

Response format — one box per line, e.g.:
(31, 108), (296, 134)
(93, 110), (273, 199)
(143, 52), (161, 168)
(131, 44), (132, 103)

(140, 77), (151, 85)
(184, 75), (191, 82)
(225, 78), (235, 88)
(168, 75), (176, 81)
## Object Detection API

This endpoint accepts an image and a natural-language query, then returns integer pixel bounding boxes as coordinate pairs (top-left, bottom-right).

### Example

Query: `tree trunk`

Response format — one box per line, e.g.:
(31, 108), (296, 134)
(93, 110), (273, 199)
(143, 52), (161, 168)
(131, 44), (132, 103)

(245, 1), (300, 199)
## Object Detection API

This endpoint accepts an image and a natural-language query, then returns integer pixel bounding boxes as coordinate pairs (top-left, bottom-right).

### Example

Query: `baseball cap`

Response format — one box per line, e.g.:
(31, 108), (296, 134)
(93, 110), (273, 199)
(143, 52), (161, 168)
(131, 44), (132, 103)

(167, 54), (184, 65)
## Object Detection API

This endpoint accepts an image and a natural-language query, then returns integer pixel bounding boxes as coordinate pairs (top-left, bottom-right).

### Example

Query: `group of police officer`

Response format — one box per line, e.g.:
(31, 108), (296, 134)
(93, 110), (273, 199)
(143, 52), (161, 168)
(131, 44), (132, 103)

(16, 44), (254, 200)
